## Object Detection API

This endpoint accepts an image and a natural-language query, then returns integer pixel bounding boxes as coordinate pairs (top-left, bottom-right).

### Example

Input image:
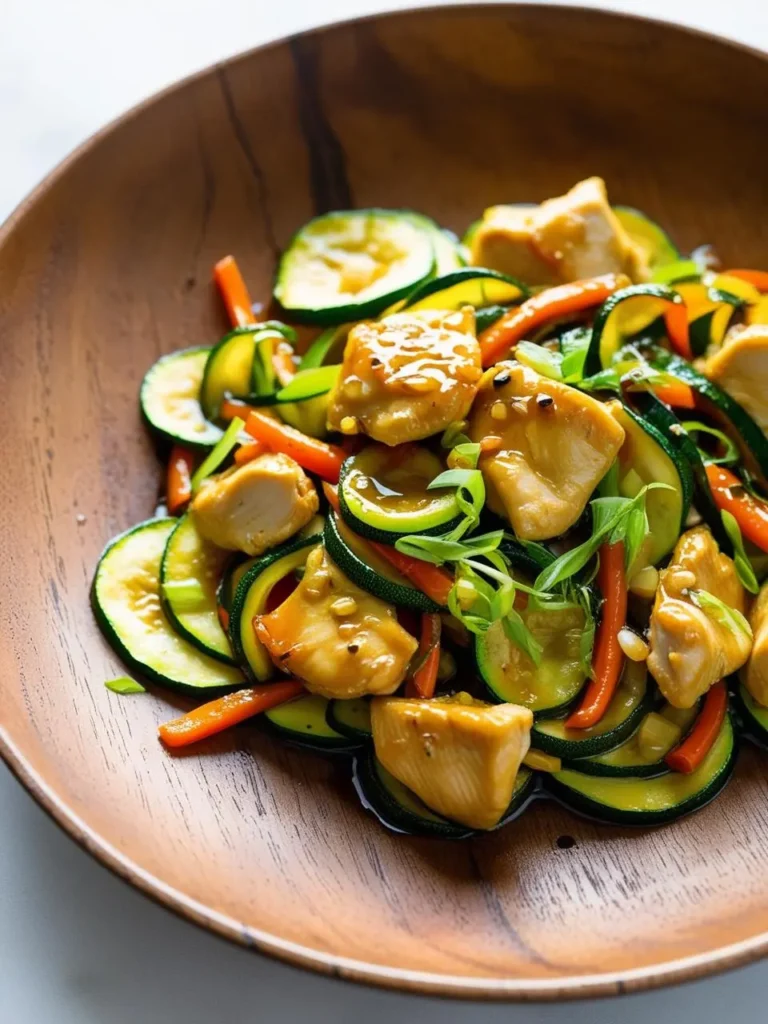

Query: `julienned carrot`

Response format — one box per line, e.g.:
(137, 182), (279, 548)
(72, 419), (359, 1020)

(214, 255), (257, 328)
(723, 269), (768, 293)
(566, 541), (627, 729)
(665, 681), (727, 774)
(406, 614), (442, 698)
(158, 680), (304, 748)
(650, 379), (696, 409)
(217, 606), (230, 632)
(234, 441), (269, 466)
(369, 541), (454, 608)
(479, 273), (629, 367)
(664, 301), (692, 360)
(167, 445), (195, 515)
(220, 396), (258, 422)
(245, 410), (345, 483)
(705, 463), (768, 552)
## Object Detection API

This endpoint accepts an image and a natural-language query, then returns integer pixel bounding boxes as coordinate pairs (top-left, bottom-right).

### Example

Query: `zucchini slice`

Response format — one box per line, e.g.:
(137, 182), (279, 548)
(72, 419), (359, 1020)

(326, 697), (372, 740)
(274, 209), (435, 324)
(736, 683), (768, 749)
(651, 350), (768, 489)
(229, 535), (322, 681)
(323, 512), (441, 612)
(263, 693), (362, 753)
(626, 390), (731, 551)
(299, 323), (351, 370)
(140, 347), (223, 449)
(91, 519), (244, 695)
(404, 213), (464, 276)
(613, 206), (680, 269)
(532, 660), (652, 759)
(217, 555), (258, 614)
(609, 400), (693, 564)
(476, 602), (588, 716)
(475, 304), (509, 334)
(353, 751), (536, 838)
(572, 703), (699, 778)
(674, 283), (744, 358)
(160, 515), (234, 663)
(401, 267), (527, 313)
(200, 326), (283, 420)
(338, 445), (462, 544)
(548, 713), (736, 825)
(585, 284), (683, 375)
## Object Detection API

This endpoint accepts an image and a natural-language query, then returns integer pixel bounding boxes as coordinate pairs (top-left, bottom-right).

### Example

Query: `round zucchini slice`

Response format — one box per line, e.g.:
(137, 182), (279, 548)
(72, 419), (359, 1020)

(338, 445), (462, 544)
(140, 347), (223, 449)
(572, 703), (699, 778)
(160, 514), (234, 663)
(323, 512), (441, 612)
(401, 267), (527, 313)
(403, 213), (464, 276)
(609, 400), (693, 565)
(532, 660), (652, 759)
(229, 535), (322, 681)
(476, 602), (588, 716)
(274, 209), (435, 324)
(326, 697), (372, 740)
(263, 693), (362, 753)
(216, 555), (258, 614)
(736, 683), (768, 749)
(613, 206), (680, 269)
(585, 284), (683, 375)
(547, 713), (736, 825)
(91, 518), (244, 695)
(353, 752), (536, 838)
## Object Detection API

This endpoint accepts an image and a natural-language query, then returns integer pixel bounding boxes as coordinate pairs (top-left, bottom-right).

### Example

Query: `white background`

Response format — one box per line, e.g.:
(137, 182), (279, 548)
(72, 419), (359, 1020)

(1, 1), (767, 1021)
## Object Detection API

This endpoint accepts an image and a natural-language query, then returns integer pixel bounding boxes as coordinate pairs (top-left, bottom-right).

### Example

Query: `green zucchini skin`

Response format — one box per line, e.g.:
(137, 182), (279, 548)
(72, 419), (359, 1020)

(91, 518), (244, 696)
(140, 347), (223, 449)
(353, 752), (538, 838)
(336, 452), (463, 545)
(262, 693), (363, 753)
(626, 390), (731, 552)
(735, 683), (768, 750)
(401, 266), (528, 312)
(325, 697), (373, 741)
(547, 715), (737, 825)
(323, 512), (441, 612)
(584, 283), (682, 377)
(613, 206), (680, 270)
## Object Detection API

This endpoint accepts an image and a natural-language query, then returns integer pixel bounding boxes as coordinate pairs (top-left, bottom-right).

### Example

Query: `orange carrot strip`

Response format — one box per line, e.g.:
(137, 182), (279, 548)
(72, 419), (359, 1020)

(217, 606), (230, 632)
(664, 300), (692, 360)
(158, 681), (304, 748)
(406, 614), (441, 699)
(566, 541), (627, 729)
(214, 255), (256, 328)
(167, 445), (195, 515)
(220, 396), (258, 422)
(650, 379), (696, 409)
(245, 409), (344, 483)
(723, 269), (768, 293)
(705, 463), (768, 552)
(234, 441), (268, 466)
(665, 681), (727, 774)
(369, 541), (454, 608)
(479, 274), (628, 367)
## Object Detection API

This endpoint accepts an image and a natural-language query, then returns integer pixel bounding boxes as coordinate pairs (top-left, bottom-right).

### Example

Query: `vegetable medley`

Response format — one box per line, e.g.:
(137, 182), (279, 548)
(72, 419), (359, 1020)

(93, 176), (768, 837)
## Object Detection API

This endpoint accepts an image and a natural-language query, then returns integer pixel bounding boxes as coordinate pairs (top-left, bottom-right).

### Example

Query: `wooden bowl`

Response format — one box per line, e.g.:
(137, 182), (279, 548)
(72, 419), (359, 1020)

(1, 3), (767, 1001)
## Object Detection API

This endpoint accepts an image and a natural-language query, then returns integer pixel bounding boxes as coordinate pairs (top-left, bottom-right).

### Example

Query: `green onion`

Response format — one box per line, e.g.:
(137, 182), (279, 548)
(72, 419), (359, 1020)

(191, 416), (245, 492)
(651, 260), (701, 285)
(273, 365), (340, 402)
(299, 324), (347, 369)
(689, 589), (752, 639)
(681, 421), (739, 467)
(515, 341), (564, 381)
(161, 578), (209, 611)
(720, 510), (759, 594)
(105, 676), (146, 694)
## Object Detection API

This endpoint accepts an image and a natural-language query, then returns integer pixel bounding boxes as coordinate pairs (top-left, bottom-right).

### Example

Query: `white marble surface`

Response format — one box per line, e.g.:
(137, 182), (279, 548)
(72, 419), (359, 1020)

(1, 1), (767, 1021)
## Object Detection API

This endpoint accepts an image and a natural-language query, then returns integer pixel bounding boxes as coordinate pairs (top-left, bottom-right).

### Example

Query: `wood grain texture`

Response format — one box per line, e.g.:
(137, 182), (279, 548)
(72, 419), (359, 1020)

(1, 4), (767, 1001)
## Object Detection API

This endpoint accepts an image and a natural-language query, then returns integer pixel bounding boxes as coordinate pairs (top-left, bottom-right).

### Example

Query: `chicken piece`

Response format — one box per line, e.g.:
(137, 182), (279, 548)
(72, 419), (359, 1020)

(647, 526), (750, 708)
(468, 178), (649, 286)
(326, 307), (482, 446)
(531, 177), (650, 283)
(744, 583), (768, 706)
(371, 694), (532, 830)
(189, 453), (318, 556)
(254, 546), (417, 699)
(704, 324), (768, 434)
(467, 362), (625, 540)
(468, 205), (559, 287)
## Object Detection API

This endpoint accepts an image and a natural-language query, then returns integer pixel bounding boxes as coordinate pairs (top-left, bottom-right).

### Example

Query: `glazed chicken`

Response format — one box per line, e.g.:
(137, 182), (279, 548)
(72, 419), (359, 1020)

(468, 361), (626, 540)
(254, 546), (417, 699)
(744, 583), (768, 707)
(704, 324), (768, 433)
(371, 694), (533, 830)
(326, 307), (482, 445)
(189, 454), (318, 556)
(469, 177), (650, 286)
(647, 527), (750, 708)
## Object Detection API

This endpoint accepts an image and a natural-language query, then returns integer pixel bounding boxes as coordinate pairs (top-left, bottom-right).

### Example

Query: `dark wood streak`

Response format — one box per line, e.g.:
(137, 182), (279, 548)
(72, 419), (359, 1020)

(288, 35), (353, 214)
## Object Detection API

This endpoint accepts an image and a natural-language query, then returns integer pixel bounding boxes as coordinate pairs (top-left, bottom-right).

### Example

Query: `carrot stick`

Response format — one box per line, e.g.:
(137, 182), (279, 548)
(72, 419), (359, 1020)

(158, 681), (304, 748)
(705, 463), (768, 552)
(217, 606), (230, 632)
(214, 255), (256, 328)
(664, 300), (692, 360)
(723, 269), (768, 293)
(167, 445), (195, 515)
(406, 614), (441, 698)
(665, 681), (727, 774)
(245, 409), (345, 483)
(234, 441), (268, 466)
(566, 541), (627, 729)
(479, 273), (629, 367)
(220, 396), (259, 422)
(368, 541), (454, 608)
(650, 379), (696, 409)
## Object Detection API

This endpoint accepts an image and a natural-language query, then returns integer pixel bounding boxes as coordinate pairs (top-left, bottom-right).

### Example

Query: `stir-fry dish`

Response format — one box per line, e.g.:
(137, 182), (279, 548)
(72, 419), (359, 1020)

(92, 177), (768, 837)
